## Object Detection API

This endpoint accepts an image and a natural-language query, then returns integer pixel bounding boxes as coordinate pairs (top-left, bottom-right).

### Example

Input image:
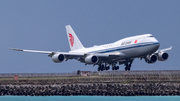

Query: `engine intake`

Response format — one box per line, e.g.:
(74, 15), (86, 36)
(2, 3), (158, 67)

(85, 55), (99, 64)
(145, 54), (157, 64)
(52, 54), (65, 63)
(158, 52), (169, 61)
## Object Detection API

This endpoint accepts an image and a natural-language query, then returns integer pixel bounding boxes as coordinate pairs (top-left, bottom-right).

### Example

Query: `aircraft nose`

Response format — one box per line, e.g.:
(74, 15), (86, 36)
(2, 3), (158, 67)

(155, 42), (160, 50)
(153, 37), (160, 50)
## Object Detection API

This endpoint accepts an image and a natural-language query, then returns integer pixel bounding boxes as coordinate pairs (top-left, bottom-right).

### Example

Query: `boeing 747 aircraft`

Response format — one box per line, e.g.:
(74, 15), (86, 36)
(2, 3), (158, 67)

(10, 25), (172, 71)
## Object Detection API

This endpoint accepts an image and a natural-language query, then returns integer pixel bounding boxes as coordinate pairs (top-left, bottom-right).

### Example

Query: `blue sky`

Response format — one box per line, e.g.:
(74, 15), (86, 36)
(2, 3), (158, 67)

(1, 0), (179, 73)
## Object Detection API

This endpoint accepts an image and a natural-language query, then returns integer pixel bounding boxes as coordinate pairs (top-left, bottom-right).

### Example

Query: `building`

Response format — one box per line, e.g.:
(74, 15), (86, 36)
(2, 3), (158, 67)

(77, 70), (92, 76)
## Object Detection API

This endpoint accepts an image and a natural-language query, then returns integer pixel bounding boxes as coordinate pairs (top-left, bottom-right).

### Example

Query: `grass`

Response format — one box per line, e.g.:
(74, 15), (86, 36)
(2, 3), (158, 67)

(0, 75), (179, 84)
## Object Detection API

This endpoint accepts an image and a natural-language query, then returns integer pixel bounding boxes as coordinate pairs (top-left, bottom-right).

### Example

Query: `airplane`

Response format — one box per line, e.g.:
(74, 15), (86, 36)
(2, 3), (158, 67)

(10, 25), (172, 71)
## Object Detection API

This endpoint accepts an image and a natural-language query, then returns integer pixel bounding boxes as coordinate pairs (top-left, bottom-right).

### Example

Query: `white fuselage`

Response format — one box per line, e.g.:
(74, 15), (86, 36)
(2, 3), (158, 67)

(70, 34), (160, 61)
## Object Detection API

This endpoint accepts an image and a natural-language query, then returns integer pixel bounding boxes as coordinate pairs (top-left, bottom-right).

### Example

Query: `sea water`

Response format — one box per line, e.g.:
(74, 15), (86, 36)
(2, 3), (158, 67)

(0, 96), (179, 101)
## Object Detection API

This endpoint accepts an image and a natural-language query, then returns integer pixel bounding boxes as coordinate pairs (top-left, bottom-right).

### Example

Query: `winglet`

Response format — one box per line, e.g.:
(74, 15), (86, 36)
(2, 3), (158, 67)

(9, 48), (23, 51)
(169, 46), (172, 50)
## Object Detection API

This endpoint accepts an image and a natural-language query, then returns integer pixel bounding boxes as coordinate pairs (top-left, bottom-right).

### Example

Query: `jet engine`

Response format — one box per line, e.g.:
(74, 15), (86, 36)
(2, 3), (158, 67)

(158, 52), (169, 61)
(52, 54), (65, 63)
(145, 54), (157, 64)
(85, 55), (99, 64)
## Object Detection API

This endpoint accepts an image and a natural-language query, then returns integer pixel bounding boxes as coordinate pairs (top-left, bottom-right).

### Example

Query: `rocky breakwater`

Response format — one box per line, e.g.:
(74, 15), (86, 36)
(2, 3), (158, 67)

(0, 83), (180, 96)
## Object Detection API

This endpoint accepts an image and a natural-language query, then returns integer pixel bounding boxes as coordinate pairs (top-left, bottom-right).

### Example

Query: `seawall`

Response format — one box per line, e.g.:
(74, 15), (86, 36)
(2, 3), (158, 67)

(0, 83), (180, 96)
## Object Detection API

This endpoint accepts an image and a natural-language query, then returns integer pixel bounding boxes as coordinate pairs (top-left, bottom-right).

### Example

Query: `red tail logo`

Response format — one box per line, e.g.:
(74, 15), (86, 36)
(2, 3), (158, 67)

(69, 33), (74, 47)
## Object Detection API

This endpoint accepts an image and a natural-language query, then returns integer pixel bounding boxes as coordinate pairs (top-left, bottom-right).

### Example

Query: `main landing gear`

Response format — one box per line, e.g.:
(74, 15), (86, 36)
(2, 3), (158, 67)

(124, 60), (133, 71)
(98, 64), (110, 71)
(97, 60), (134, 71)
(112, 65), (119, 71)
(125, 63), (131, 71)
(97, 64), (119, 71)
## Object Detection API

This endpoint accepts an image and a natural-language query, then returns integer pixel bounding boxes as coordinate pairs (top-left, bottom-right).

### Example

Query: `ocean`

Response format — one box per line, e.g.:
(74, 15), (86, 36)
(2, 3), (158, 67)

(0, 96), (179, 101)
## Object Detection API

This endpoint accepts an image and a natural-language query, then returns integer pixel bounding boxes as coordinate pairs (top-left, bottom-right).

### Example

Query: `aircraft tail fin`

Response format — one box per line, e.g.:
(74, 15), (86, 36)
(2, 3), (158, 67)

(65, 25), (84, 51)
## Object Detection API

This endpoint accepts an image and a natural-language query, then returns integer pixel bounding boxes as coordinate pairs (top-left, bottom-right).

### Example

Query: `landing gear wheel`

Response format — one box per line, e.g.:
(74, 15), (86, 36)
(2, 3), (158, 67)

(115, 66), (117, 70)
(125, 66), (128, 71)
(129, 64), (131, 67)
(98, 64), (102, 71)
(98, 68), (100, 71)
(106, 66), (110, 70)
(124, 62), (132, 71)
(116, 66), (119, 70)
(128, 64), (131, 71)
(101, 65), (104, 71)
(112, 66), (115, 70)
(127, 66), (130, 71)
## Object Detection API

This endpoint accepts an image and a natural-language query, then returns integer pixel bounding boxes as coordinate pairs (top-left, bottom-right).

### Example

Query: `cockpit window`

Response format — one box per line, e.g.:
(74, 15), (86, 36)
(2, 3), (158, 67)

(148, 35), (154, 37)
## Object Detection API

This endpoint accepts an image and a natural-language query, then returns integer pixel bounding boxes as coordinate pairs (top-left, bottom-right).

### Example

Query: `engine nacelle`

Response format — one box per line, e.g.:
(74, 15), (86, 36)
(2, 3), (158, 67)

(52, 54), (65, 63)
(158, 52), (169, 61)
(145, 54), (157, 64)
(85, 55), (99, 64)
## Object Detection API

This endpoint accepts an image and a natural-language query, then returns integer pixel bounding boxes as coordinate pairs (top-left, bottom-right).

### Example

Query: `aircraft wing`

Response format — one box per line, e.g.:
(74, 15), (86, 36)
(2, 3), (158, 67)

(9, 48), (85, 56)
(10, 48), (125, 60)
(155, 46), (172, 53)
